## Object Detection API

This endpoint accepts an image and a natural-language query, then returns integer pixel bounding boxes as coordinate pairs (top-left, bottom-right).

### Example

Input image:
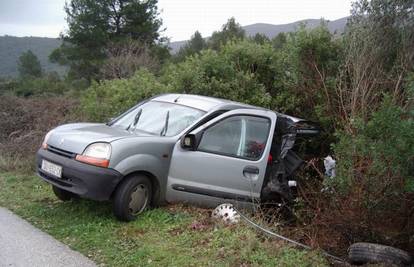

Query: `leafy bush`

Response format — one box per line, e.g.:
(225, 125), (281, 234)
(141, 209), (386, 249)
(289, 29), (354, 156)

(0, 78), (19, 95)
(82, 29), (341, 124)
(162, 43), (271, 108)
(275, 24), (341, 122)
(81, 69), (170, 121)
(319, 97), (414, 247)
(14, 72), (69, 96)
(333, 96), (414, 196)
(0, 73), (73, 97)
(269, 25), (341, 154)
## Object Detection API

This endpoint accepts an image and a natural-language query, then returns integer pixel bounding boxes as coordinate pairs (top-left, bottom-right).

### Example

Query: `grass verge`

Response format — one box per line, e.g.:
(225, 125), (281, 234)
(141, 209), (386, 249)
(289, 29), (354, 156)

(0, 172), (328, 267)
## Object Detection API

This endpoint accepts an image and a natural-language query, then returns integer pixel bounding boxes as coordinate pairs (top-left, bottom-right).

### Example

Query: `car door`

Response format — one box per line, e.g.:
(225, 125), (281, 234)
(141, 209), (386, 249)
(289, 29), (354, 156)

(166, 109), (277, 207)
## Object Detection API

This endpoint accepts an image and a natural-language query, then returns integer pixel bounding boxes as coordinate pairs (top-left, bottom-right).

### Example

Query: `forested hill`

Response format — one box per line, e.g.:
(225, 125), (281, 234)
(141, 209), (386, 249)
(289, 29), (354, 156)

(169, 17), (348, 53)
(243, 17), (347, 38)
(0, 17), (347, 77)
(0, 36), (67, 78)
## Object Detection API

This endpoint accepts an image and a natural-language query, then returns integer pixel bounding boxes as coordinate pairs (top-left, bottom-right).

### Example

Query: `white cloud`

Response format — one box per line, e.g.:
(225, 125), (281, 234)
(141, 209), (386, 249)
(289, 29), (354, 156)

(158, 0), (353, 41)
(0, 0), (352, 40)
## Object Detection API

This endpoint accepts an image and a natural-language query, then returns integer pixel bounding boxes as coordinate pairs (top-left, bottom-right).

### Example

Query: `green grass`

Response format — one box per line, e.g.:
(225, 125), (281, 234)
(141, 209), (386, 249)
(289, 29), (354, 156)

(0, 172), (328, 267)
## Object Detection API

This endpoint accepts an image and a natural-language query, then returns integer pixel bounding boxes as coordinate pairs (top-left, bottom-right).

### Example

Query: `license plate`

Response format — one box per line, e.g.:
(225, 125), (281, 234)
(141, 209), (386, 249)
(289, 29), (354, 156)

(41, 160), (62, 178)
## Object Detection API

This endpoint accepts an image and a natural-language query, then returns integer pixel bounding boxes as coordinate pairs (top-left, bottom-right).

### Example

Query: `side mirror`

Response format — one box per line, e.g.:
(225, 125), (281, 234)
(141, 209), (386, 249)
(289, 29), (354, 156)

(181, 134), (197, 150)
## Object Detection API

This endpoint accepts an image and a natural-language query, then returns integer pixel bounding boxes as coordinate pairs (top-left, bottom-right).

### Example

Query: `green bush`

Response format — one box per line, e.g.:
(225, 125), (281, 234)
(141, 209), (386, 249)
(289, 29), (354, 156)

(81, 69), (171, 121)
(221, 40), (276, 90)
(266, 25), (341, 154)
(275, 24), (341, 121)
(15, 72), (69, 96)
(0, 79), (19, 96)
(0, 73), (70, 97)
(333, 96), (414, 204)
(81, 33), (342, 121)
(162, 43), (271, 108)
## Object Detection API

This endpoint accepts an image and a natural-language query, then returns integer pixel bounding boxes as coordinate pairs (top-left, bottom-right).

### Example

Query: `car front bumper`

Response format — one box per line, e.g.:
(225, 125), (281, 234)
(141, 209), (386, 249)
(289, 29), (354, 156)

(36, 148), (123, 201)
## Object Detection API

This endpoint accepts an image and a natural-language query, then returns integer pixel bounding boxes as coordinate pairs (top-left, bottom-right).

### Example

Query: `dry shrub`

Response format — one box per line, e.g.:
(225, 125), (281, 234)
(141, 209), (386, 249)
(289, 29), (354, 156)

(290, 1), (414, 257)
(100, 39), (159, 80)
(294, 161), (414, 257)
(0, 95), (83, 172)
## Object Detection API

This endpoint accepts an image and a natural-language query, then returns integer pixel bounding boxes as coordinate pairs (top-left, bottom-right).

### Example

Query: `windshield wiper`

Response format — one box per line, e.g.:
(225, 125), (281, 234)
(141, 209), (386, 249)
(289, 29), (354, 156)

(126, 108), (142, 131)
(160, 111), (170, 136)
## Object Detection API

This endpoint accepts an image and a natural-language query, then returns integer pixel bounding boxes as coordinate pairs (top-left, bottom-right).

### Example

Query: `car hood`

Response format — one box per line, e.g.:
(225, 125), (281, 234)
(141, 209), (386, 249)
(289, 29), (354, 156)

(47, 123), (135, 154)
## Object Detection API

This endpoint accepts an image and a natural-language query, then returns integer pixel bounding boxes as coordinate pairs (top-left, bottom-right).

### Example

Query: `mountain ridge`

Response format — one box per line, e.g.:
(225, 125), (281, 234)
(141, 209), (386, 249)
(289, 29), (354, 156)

(169, 17), (348, 53)
(0, 17), (348, 77)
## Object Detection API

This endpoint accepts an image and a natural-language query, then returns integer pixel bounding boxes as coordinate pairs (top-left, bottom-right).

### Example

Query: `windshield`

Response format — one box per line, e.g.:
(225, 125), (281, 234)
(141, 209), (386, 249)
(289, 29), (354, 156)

(111, 101), (205, 136)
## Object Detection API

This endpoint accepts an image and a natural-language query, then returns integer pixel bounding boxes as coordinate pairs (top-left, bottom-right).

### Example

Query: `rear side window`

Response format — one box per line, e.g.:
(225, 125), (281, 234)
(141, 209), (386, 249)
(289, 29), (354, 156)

(198, 116), (270, 160)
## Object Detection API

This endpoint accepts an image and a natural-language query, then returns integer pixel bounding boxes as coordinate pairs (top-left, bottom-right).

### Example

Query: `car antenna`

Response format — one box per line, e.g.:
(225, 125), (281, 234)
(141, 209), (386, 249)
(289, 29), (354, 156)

(174, 96), (180, 103)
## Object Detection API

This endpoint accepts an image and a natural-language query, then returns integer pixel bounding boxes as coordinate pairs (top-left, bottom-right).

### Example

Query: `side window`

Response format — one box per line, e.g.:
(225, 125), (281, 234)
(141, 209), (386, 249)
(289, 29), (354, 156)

(198, 115), (270, 160)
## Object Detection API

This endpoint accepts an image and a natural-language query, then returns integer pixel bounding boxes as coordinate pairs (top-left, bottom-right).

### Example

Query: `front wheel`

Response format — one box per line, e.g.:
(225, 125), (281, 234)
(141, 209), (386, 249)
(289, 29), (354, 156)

(113, 175), (152, 221)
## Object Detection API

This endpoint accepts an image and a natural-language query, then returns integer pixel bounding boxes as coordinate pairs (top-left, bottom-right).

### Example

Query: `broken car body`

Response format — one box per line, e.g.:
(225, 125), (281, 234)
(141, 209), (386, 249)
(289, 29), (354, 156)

(36, 94), (319, 221)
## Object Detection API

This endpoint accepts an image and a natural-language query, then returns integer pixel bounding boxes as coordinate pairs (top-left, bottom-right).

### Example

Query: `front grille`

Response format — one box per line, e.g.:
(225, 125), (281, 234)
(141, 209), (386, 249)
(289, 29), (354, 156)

(47, 145), (76, 158)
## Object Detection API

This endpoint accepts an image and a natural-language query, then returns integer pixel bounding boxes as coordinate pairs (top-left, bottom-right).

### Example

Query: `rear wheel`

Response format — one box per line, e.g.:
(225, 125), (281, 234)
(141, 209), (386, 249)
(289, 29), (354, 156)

(52, 185), (76, 201)
(113, 175), (152, 222)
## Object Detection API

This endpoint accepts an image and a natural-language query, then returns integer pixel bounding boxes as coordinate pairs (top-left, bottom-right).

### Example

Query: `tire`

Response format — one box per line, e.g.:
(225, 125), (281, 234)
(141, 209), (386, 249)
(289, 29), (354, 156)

(52, 185), (75, 201)
(113, 175), (152, 222)
(348, 242), (413, 266)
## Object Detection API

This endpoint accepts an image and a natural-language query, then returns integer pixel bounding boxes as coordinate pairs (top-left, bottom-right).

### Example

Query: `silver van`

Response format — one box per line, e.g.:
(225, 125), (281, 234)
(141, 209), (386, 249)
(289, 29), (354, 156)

(36, 94), (318, 221)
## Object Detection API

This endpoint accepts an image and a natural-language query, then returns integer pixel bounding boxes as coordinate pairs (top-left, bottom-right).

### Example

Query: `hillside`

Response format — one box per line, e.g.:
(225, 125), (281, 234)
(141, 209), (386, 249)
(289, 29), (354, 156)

(0, 36), (67, 78)
(0, 17), (348, 77)
(170, 17), (348, 53)
(243, 17), (348, 39)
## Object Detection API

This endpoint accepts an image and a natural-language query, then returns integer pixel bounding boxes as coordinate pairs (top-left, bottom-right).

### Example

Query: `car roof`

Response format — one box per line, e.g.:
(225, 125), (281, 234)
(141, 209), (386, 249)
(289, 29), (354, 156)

(153, 94), (306, 123)
(152, 93), (256, 112)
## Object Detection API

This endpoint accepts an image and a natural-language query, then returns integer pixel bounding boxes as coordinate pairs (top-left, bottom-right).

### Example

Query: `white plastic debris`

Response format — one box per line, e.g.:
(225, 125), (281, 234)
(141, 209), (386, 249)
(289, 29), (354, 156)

(212, 203), (240, 224)
(288, 180), (297, 187)
(324, 155), (336, 178)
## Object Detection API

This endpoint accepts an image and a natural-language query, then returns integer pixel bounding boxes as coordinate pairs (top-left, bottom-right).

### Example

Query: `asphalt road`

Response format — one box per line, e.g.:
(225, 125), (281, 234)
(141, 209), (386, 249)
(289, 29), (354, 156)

(0, 207), (97, 267)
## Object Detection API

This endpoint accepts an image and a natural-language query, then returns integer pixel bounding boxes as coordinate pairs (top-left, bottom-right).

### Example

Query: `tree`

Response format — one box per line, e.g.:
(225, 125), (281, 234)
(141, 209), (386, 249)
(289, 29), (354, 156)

(50, 0), (164, 81)
(272, 32), (287, 50)
(251, 33), (269, 45)
(186, 31), (206, 54)
(336, 0), (414, 129)
(17, 50), (42, 78)
(100, 38), (159, 79)
(174, 31), (206, 62)
(208, 17), (245, 50)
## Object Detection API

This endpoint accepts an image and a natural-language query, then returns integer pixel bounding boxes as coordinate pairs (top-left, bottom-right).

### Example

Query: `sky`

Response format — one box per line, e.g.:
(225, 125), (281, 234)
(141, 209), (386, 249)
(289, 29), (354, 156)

(0, 0), (353, 41)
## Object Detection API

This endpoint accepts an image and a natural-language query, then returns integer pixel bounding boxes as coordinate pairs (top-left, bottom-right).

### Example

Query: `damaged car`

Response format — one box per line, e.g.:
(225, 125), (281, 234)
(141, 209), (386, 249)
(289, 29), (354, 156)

(36, 94), (319, 221)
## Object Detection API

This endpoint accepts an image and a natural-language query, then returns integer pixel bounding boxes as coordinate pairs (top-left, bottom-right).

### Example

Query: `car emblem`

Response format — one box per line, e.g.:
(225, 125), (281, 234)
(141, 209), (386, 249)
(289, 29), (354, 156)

(59, 138), (65, 145)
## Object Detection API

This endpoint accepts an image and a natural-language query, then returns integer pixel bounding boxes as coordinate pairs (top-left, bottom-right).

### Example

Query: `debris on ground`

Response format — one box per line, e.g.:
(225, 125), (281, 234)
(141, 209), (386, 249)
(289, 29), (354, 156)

(323, 155), (336, 178)
(212, 203), (240, 224)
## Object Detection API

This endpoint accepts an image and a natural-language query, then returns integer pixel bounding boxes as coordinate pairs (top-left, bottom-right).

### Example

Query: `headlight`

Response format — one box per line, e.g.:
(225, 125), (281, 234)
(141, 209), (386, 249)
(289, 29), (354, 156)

(41, 130), (54, 149)
(83, 143), (111, 159)
(75, 143), (111, 168)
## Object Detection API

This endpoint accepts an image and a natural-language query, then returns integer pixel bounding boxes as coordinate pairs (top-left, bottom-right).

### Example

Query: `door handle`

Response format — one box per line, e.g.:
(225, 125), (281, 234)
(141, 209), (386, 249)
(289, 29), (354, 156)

(243, 166), (259, 181)
(243, 166), (259, 174)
